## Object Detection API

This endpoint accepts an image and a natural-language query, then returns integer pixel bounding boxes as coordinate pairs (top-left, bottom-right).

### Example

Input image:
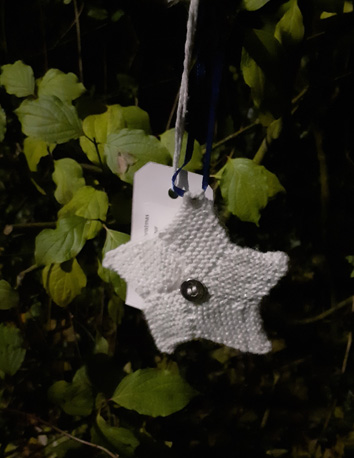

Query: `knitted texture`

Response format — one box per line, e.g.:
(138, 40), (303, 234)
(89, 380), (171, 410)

(103, 193), (288, 354)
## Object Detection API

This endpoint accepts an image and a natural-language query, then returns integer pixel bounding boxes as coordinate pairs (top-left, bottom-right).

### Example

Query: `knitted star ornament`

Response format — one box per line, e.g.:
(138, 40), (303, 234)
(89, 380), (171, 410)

(103, 192), (288, 354)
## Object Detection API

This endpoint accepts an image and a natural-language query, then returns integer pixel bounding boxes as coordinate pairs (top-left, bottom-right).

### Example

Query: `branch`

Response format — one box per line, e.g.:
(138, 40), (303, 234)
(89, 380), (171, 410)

(166, 90), (179, 131)
(80, 163), (104, 174)
(16, 264), (38, 289)
(73, 0), (83, 82)
(312, 297), (354, 456)
(293, 296), (353, 324)
(314, 127), (330, 242)
(204, 122), (259, 153)
(4, 222), (56, 235)
(341, 297), (354, 374)
(0, 408), (119, 458)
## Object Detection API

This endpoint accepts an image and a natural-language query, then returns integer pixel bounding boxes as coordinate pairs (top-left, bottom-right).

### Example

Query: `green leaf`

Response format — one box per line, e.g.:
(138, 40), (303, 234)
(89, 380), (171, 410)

(108, 295), (124, 325)
(42, 259), (87, 307)
(105, 129), (170, 184)
(0, 280), (19, 310)
(0, 105), (6, 142)
(241, 47), (266, 110)
(121, 106), (151, 133)
(274, 0), (305, 46)
(95, 413), (139, 456)
(0, 61), (35, 97)
(241, 0), (271, 10)
(53, 158), (86, 204)
(15, 96), (83, 144)
(220, 158), (285, 225)
(87, 7), (108, 20)
(94, 334), (109, 355)
(0, 324), (26, 378)
(159, 128), (202, 171)
(111, 9), (125, 22)
(37, 68), (86, 103)
(23, 137), (55, 172)
(243, 28), (284, 80)
(98, 229), (129, 299)
(58, 186), (109, 221)
(266, 117), (283, 142)
(48, 366), (93, 416)
(35, 216), (93, 265)
(111, 368), (197, 417)
(241, 33), (285, 123)
(80, 105), (125, 164)
(102, 228), (130, 254)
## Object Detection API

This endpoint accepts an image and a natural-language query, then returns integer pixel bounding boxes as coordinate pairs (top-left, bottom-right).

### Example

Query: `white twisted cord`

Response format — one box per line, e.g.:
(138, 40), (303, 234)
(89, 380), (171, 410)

(173, 0), (200, 173)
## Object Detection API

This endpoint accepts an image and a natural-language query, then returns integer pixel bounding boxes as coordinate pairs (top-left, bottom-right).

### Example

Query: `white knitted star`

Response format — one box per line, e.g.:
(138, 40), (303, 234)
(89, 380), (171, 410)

(103, 192), (288, 354)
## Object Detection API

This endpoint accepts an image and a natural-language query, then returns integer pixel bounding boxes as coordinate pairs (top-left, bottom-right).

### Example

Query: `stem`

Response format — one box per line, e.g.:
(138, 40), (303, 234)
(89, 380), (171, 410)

(50, 2), (84, 51)
(341, 297), (354, 374)
(83, 135), (104, 170)
(0, 408), (119, 458)
(73, 0), (83, 82)
(4, 222), (56, 235)
(312, 297), (354, 457)
(291, 86), (309, 114)
(253, 137), (267, 165)
(166, 90), (180, 131)
(16, 264), (38, 289)
(93, 137), (104, 170)
(80, 163), (104, 174)
(293, 296), (353, 324)
(314, 127), (330, 242)
(207, 122), (259, 152)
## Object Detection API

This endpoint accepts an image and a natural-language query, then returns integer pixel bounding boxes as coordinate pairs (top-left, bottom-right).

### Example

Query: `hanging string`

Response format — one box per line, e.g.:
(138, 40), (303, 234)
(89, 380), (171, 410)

(172, 0), (223, 197)
(172, 0), (200, 193)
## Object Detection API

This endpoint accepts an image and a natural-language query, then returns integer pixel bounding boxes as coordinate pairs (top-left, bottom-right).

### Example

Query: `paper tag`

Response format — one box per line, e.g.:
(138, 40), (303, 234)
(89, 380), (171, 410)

(126, 162), (214, 310)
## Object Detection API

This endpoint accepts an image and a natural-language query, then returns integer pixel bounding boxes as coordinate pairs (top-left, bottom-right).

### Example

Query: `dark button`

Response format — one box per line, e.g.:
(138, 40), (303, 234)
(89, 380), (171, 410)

(180, 279), (208, 304)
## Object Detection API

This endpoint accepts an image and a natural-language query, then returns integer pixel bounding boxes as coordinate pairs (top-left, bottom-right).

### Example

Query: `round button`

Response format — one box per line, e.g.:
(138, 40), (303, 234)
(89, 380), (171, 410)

(180, 279), (208, 304)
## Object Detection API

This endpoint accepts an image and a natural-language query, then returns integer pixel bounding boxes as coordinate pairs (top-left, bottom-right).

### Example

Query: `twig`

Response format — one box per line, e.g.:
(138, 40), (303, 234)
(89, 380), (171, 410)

(73, 0), (83, 82)
(291, 86), (309, 113)
(166, 90), (180, 131)
(50, 1), (84, 52)
(16, 264), (38, 289)
(0, 408), (119, 458)
(341, 296), (354, 374)
(314, 127), (330, 241)
(80, 163), (104, 174)
(204, 122), (259, 153)
(4, 222), (56, 235)
(293, 296), (353, 324)
(82, 135), (104, 170)
(92, 137), (104, 170)
(312, 297), (354, 456)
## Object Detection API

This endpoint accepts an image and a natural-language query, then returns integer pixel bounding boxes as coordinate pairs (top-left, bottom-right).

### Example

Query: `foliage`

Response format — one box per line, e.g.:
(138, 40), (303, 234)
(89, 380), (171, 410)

(0, 0), (354, 457)
(112, 367), (198, 417)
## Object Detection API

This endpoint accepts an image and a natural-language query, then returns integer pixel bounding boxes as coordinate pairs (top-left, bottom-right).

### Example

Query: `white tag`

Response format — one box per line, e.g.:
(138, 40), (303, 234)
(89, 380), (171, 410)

(126, 162), (214, 310)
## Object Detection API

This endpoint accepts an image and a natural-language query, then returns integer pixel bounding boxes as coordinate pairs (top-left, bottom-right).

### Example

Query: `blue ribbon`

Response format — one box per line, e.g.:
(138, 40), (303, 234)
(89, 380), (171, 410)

(172, 35), (223, 196)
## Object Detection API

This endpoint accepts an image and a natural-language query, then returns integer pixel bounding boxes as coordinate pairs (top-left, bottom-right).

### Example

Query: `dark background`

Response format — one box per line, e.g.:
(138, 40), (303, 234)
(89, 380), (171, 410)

(1, 0), (354, 456)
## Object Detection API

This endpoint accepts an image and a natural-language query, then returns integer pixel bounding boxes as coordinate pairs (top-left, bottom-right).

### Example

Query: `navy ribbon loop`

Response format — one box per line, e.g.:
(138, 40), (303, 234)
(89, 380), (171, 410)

(171, 2), (223, 196)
